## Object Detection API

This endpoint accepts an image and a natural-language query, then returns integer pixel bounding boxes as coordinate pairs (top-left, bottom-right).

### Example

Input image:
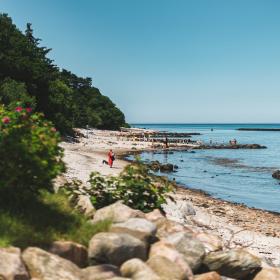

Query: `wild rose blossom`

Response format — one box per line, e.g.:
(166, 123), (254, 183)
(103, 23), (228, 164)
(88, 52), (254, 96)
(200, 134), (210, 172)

(26, 108), (32, 113)
(51, 127), (57, 132)
(15, 106), (23, 112)
(2, 117), (10, 124)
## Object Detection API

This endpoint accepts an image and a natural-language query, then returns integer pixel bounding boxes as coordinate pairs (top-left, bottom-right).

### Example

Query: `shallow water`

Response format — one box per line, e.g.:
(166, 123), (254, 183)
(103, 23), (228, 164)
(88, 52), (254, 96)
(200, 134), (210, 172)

(132, 124), (280, 213)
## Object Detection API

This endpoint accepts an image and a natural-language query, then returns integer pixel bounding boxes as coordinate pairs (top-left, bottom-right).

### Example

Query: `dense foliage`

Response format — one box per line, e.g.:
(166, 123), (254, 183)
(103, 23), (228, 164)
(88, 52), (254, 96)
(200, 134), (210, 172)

(0, 14), (127, 134)
(85, 163), (173, 212)
(0, 105), (65, 193)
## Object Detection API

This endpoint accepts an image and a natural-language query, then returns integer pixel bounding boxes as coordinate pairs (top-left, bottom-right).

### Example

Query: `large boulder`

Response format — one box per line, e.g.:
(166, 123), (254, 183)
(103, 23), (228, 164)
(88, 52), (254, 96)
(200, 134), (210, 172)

(49, 241), (88, 268)
(0, 247), (29, 280)
(76, 194), (96, 218)
(120, 258), (160, 280)
(22, 247), (83, 280)
(156, 218), (193, 239)
(147, 255), (193, 280)
(165, 232), (205, 272)
(110, 218), (157, 243)
(82, 264), (120, 279)
(194, 233), (223, 253)
(149, 241), (193, 279)
(88, 232), (147, 266)
(92, 201), (144, 224)
(162, 198), (196, 224)
(145, 209), (166, 225)
(203, 249), (262, 279)
(272, 170), (280, 180)
(253, 267), (280, 280)
(194, 272), (221, 280)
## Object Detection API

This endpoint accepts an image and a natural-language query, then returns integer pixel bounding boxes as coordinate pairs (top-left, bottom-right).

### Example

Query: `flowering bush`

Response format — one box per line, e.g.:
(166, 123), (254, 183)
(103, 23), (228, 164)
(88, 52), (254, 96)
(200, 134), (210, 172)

(0, 104), (65, 193)
(86, 163), (174, 212)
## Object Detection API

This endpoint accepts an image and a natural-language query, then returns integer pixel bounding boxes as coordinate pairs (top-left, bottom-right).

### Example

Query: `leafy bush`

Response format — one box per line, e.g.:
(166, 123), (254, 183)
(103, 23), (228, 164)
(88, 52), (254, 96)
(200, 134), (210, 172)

(87, 163), (174, 212)
(0, 105), (65, 193)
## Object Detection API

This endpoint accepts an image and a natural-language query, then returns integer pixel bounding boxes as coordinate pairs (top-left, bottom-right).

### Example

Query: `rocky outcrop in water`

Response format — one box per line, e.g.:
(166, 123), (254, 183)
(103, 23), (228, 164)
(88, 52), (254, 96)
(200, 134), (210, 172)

(195, 144), (266, 150)
(148, 160), (179, 172)
(272, 170), (280, 180)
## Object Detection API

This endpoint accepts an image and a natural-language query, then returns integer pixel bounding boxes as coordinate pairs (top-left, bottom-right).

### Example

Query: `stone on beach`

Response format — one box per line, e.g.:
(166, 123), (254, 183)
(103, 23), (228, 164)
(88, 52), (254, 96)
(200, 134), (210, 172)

(194, 272), (221, 280)
(165, 232), (206, 272)
(110, 217), (157, 243)
(149, 241), (194, 279)
(88, 232), (147, 266)
(253, 267), (280, 280)
(92, 201), (144, 224)
(48, 240), (88, 268)
(75, 194), (96, 218)
(147, 255), (193, 280)
(203, 249), (262, 279)
(82, 264), (121, 279)
(120, 258), (160, 280)
(0, 247), (29, 280)
(145, 208), (166, 224)
(194, 232), (223, 253)
(22, 247), (83, 280)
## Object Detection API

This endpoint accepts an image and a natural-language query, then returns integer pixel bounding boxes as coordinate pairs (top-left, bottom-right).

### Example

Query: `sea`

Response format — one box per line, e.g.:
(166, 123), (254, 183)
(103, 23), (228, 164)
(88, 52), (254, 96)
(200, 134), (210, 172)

(131, 124), (280, 213)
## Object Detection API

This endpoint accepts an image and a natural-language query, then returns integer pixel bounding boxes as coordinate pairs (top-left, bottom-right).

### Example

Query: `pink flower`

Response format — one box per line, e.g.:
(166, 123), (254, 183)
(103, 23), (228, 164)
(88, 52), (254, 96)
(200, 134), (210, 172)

(2, 117), (10, 124)
(15, 107), (23, 112)
(51, 127), (57, 132)
(26, 108), (32, 113)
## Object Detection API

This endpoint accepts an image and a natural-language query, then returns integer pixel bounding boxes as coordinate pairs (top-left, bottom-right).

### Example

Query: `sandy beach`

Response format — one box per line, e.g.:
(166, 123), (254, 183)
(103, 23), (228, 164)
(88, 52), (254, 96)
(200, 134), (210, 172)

(62, 128), (280, 266)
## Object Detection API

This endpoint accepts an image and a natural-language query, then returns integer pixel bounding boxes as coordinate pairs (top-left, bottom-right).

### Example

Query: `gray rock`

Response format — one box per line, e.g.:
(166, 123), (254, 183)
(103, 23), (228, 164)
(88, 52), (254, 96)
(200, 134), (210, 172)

(194, 233), (223, 253)
(120, 258), (160, 280)
(82, 264), (120, 279)
(149, 241), (193, 280)
(147, 255), (192, 280)
(22, 247), (83, 280)
(49, 240), (88, 268)
(76, 194), (96, 218)
(165, 232), (205, 272)
(110, 218), (157, 243)
(0, 247), (29, 280)
(88, 232), (147, 266)
(203, 249), (261, 279)
(92, 201), (144, 224)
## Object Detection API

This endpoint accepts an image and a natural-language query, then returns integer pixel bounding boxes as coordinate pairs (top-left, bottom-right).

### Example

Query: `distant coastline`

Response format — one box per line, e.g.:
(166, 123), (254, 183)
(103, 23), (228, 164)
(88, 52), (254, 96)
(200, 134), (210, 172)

(237, 128), (280, 131)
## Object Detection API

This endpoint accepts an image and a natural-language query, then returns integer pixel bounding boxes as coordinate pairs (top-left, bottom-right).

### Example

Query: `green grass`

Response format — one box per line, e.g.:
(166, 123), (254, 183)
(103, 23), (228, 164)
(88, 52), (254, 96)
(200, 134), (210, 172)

(0, 189), (111, 248)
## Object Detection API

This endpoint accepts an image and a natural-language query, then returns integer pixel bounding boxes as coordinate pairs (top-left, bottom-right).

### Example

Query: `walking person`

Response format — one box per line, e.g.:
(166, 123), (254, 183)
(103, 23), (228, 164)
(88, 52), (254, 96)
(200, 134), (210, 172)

(108, 149), (115, 168)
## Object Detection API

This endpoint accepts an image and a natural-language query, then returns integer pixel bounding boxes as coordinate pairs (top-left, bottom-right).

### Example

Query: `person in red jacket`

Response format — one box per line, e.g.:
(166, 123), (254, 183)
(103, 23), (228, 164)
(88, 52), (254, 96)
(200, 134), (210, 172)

(108, 149), (115, 168)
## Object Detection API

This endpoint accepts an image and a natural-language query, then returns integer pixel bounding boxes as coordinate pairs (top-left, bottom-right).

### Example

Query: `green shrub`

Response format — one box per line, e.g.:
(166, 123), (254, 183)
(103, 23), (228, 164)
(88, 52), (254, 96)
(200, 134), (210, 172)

(87, 162), (173, 212)
(0, 105), (65, 193)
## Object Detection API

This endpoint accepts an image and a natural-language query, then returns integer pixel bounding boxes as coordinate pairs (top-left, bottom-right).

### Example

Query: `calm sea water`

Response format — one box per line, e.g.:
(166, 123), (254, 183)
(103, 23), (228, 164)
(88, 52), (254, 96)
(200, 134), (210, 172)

(132, 124), (280, 213)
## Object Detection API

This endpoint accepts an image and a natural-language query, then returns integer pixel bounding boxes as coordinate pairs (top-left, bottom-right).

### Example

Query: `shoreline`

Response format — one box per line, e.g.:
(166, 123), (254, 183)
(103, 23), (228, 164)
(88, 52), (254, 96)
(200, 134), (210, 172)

(62, 128), (280, 265)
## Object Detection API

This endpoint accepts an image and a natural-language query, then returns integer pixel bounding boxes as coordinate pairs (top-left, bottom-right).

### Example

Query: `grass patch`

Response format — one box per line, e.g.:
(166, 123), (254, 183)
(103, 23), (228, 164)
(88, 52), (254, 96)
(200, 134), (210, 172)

(0, 189), (111, 248)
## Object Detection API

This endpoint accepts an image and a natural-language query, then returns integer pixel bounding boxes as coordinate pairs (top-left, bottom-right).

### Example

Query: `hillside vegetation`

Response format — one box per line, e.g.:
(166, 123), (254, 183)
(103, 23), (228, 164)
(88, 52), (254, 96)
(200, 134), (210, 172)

(0, 13), (127, 134)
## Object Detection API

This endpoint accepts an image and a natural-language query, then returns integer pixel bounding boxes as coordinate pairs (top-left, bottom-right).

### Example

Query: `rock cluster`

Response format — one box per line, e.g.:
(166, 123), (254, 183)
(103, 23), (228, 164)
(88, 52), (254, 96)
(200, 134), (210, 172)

(272, 170), (280, 180)
(1, 201), (277, 279)
(148, 160), (179, 172)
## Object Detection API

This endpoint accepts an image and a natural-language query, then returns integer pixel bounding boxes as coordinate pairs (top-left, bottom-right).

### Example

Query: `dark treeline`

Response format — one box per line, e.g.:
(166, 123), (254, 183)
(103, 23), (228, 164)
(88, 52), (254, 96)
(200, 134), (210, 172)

(0, 14), (128, 134)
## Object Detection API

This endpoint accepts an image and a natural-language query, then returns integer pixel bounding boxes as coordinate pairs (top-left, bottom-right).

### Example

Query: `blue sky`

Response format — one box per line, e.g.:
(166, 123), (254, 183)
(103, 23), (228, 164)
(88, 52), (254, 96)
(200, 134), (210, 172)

(1, 0), (280, 123)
